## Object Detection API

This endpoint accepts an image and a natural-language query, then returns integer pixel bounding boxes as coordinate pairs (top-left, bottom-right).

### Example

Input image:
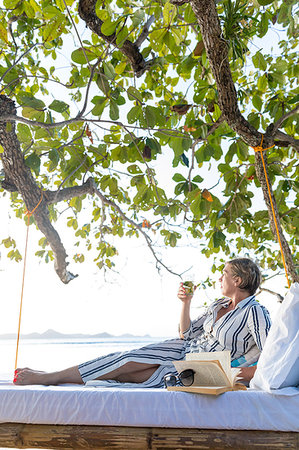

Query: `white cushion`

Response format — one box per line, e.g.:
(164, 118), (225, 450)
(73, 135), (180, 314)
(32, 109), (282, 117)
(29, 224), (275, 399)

(250, 282), (299, 391)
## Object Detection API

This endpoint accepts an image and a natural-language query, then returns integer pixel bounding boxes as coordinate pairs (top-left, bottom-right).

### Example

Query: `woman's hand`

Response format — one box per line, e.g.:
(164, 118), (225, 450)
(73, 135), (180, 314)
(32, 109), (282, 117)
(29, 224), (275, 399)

(237, 366), (257, 383)
(178, 282), (195, 338)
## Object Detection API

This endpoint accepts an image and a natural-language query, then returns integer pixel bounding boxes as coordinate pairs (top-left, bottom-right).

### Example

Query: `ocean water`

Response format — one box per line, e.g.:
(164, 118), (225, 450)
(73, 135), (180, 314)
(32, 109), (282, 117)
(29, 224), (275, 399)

(0, 336), (166, 381)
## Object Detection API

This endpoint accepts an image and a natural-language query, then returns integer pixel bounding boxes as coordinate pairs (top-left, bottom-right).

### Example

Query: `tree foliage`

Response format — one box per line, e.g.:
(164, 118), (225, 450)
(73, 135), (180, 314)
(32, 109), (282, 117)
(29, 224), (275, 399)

(0, 0), (298, 283)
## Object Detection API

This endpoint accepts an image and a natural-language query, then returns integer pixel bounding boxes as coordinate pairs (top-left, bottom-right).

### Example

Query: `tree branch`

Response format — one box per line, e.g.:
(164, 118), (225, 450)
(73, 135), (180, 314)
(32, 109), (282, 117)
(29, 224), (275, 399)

(78, 0), (153, 77)
(188, 0), (262, 147)
(88, 180), (183, 277)
(0, 94), (77, 284)
(274, 130), (299, 152)
(135, 15), (156, 48)
(271, 104), (299, 135)
(256, 287), (284, 303)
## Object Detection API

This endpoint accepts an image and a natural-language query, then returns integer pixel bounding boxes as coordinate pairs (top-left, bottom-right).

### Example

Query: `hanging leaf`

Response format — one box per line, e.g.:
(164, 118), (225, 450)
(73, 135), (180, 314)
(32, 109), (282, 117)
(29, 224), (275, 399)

(193, 41), (205, 57)
(0, 22), (9, 44)
(101, 19), (118, 36)
(103, 61), (116, 80)
(170, 104), (192, 115)
(202, 189), (213, 202)
(127, 86), (143, 104)
(142, 145), (151, 160)
(43, 14), (66, 42)
(19, 94), (45, 110)
(71, 48), (97, 64)
(163, 1), (176, 25)
(49, 100), (69, 113)
(213, 230), (226, 248)
(180, 153), (189, 167)
(86, 125), (93, 144)
(109, 100), (119, 120)
(25, 153), (41, 175)
(257, 0), (274, 5)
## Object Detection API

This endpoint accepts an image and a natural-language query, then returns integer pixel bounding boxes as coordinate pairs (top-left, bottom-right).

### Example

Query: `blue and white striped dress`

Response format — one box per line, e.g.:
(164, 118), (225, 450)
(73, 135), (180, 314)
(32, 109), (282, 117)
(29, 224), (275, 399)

(79, 295), (271, 387)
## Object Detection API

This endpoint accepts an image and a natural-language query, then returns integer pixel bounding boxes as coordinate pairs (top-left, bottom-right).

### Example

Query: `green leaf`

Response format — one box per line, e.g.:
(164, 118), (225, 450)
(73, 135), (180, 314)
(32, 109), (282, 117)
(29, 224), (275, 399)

(257, 75), (268, 92)
(173, 173), (186, 182)
(95, 0), (108, 20)
(257, 0), (274, 5)
(146, 138), (161, 153)
(103, 61), (115, 80)
(49, 100), (69, 113)
(42, 5), (61, 18)
(109, 100), (119, 120)
(0, 144), (4, 153)
(237, 141), (249, 161)
(258, 12), (269, 38)
(163, 1), (176, 25)
(132, 9), (145, 26)
(252, 51), (267, 71)
(17, 124), (32, 142)
(48, 149), (60, 171)
(101, 19), (117, 36)
(43, 14), (65, 42)
(127, 105), (142, 124)
(71, 48), (97, 64)
(115, 25), (129, 47)
(144, 106), (156, 128)
(91, 96), (107, 117)
(0, 22), (9, 44)
(25, 153), (41, 175)
(127, 164), (142, 174)
(127, 86), (143, 104)
(252, 95), (263, 112)
(19, 94), (45, 110)
(213, 230), (226, 248)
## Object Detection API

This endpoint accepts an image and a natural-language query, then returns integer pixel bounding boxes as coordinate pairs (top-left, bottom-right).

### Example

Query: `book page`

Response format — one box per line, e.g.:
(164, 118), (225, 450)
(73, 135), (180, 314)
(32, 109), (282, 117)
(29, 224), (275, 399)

(185, 351), (235, 385)
(173, 360), (231, 387)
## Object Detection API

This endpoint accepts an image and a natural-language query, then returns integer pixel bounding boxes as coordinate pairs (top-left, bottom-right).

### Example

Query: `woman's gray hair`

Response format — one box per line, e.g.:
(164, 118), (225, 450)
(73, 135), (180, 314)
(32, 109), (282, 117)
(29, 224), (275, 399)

(227, 258), (261, 295)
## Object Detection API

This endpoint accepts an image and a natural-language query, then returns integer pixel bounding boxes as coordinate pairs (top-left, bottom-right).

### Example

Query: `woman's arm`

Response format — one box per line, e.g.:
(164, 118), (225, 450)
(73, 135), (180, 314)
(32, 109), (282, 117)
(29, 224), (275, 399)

(178, 283), (193, 339)
(247, 304), (272, 351)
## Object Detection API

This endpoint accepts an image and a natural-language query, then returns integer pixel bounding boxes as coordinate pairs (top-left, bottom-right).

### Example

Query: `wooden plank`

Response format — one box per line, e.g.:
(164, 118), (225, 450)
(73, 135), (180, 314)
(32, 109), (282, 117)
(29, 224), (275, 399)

(0, 423), (297, 449)
(151, 428), (299, 449)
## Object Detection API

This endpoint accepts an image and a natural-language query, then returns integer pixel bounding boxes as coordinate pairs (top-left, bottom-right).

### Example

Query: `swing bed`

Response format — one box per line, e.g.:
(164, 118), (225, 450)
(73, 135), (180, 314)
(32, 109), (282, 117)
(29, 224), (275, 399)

(0, 383), (298, 449)
(2, 139), (298, 449)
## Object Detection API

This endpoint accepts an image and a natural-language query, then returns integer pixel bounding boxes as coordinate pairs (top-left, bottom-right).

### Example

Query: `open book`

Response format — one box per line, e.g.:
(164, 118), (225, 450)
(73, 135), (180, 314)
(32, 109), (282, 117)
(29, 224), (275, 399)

(167, 351), (247, 395)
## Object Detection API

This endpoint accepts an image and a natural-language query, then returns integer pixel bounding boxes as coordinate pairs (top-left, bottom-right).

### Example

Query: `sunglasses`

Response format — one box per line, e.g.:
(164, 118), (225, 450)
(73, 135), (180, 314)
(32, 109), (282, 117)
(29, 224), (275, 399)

(164, 369), (195, 388)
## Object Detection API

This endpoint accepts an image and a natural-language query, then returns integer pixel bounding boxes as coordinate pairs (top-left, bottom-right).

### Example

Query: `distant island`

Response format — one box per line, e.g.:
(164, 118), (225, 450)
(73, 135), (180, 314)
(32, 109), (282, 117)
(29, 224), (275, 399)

(0, 328), (152, 340)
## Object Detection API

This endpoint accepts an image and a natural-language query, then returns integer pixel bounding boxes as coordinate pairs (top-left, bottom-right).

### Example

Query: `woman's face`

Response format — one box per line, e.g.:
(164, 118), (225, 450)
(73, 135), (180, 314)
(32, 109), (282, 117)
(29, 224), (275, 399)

(219, 263), (239, 297)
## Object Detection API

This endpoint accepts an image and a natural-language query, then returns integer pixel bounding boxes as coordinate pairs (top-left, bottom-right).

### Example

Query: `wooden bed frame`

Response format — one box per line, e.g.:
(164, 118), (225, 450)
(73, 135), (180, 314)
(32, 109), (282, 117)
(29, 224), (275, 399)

(0, 423), (298, 449)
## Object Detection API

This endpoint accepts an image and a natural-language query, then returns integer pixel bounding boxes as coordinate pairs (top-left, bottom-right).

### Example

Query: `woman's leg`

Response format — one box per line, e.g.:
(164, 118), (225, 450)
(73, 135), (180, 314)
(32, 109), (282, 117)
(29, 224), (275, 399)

(15, 337), (186, 386)
(14, 361), (160, 386)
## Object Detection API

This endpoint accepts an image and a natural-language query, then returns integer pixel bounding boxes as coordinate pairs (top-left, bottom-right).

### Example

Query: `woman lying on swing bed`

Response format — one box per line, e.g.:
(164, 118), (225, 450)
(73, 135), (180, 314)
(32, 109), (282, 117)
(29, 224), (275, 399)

(14, 258), (271, 387)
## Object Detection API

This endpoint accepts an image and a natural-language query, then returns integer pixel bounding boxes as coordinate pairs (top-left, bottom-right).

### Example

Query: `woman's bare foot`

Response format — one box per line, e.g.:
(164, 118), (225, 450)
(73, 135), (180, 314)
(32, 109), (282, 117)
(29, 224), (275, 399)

(14, 368), (59, 385)
(14, 365), (84, 386)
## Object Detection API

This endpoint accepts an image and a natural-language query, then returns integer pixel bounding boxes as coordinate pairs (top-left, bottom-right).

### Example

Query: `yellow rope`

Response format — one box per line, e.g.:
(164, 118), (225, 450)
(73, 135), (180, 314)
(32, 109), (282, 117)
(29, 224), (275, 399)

(252, 136), (291, 289)
(14, 191), (44, 381)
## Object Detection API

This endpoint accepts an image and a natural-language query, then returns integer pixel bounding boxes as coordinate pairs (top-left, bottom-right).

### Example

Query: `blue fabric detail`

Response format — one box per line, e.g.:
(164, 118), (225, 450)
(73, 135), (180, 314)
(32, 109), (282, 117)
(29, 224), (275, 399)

(231, 355), (246, 367)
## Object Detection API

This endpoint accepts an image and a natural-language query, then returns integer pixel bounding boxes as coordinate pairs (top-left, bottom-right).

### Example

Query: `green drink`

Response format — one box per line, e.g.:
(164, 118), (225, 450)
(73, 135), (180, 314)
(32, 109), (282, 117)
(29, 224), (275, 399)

(183, 281), (196, 294)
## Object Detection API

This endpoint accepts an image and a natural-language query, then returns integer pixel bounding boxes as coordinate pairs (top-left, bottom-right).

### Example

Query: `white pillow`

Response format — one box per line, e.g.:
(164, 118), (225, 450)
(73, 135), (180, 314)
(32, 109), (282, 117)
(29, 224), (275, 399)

(250, 282), (299, 391)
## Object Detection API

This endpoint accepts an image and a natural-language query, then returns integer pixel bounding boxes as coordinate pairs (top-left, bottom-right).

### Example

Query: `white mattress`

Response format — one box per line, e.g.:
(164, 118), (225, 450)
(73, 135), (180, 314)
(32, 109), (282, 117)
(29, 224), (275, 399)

(0, 381), (298, 432)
